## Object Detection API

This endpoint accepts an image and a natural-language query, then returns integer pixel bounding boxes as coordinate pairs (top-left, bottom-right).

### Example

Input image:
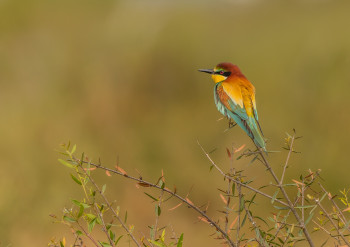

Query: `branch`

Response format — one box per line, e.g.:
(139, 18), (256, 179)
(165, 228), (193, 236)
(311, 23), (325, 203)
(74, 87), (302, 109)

(256, 133), (315, 247)
(77, 159), (142, 247)
(75, 157), (236, 247)
(197, 141), (289, 207)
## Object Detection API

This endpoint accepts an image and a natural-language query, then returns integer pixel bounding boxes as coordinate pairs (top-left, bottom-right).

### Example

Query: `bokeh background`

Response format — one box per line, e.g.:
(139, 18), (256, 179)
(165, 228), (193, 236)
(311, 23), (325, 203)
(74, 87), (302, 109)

(1, 0), (350, 246)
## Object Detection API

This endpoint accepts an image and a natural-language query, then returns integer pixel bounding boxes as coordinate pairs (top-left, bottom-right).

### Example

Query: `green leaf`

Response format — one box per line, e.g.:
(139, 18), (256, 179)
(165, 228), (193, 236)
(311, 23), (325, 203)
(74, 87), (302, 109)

(124, 211), (128, 223)
(85, 213), (96, 220)
(76, 230), (82, 236)
(72, 199), (90, 209)
(99, 242), (112, 247)
(77, 205), (84, 218)
(102, 184), (107, 194)
(304, 212), (314, 226)
(177, 233), (184, 247)
(273, 205), (289, 210)
(109, 230), (116, 241)
(144, 192), (158, 202)
(58, 159), (74, 168)
(294, 205), (315, 209)
(115, 235), (123, 245)
(71, 144), (76, 154)
(149, 240), (166, 247)
(160, 229), (165, 242)
(320, 239), (328, 247)
(155, 205), (161, 216)
(60, 241), (64, 247)
(241, 213), (247, 227)
(239, 196), (245, 212)
(71, 174), (82, 185)
(232, 183), (235, 196)
(63, 215), (76, 222)
(271, 190), (279, 204)
(248, 193), (257, 208)
(88, 217), (97, 232)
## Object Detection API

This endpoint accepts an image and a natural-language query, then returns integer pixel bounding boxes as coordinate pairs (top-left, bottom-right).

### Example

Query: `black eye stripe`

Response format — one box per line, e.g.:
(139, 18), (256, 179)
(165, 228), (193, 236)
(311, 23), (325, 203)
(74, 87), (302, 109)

(215, 71), (231, 76)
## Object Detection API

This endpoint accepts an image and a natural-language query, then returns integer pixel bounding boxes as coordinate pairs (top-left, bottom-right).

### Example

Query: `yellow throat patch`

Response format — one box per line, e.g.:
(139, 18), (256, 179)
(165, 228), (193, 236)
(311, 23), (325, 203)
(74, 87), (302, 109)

(211, 74), (227, 84)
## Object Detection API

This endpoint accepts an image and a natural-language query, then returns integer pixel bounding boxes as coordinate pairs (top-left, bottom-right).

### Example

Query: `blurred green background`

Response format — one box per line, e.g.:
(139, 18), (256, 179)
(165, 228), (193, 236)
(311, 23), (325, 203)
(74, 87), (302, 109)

(1, 0), (350, 246)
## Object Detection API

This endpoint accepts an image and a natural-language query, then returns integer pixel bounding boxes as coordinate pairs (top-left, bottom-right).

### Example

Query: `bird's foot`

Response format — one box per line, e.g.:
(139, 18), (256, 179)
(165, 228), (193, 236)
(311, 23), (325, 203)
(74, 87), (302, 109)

(228, 119), (237, 129)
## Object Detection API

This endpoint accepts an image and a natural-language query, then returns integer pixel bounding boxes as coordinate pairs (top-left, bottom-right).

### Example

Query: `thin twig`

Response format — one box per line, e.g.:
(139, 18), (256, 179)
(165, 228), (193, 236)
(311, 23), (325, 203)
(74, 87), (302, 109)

(243, 202), (267, 247)
(257, 138), (315, 247)
(77, 160), (142, 247)
(224, 179), (231, 234)
(94, 203), (115, 247)
(152, 187), (164, 245)
(197, 141), (289, 207)
(315, 197), (349, 245)
(236, 183), (242, 247)
(280, 134), (295, 184)
(75, 220), (100, 247)
(319, 183), (350, 231)
(75, 157), (236, 247)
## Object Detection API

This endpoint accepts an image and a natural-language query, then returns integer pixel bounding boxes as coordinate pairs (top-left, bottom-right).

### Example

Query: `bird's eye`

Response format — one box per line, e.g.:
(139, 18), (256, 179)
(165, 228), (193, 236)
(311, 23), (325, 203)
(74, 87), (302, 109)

(220, 71), (224, 75)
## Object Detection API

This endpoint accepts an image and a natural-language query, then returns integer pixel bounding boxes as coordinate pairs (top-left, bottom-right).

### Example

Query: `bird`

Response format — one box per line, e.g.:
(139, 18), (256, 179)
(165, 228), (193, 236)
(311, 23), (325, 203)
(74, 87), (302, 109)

(198, 62), (266, 150)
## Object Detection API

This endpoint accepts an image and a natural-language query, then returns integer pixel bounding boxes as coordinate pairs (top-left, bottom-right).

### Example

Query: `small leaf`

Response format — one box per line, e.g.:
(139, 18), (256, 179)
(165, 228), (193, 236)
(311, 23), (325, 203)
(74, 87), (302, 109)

(220, 194), (228, 204)
(241, 213), (247, 227)
(186, 198), (194, 206)
(106, 170), (111, 177)
(198, 216), (210, 224)
(234, 144), (246, 153)
(161, 229), (165, 242)
(85, 213), (96, 220)
(99, 242), (112, 247)
(304, 212), (314, 226)
(271, 190), (279, 204)
(58, 159), (74, 168)
(343, 206), (350, 212)
(149, 240), (166, 247)
(71, 174), (82, 185)
(232, 183), (235, 196)
(109, 230), (116, 241)
(177, 233), (184, 247)
(101, 184), (107, 194)
(155, 205), (161, 216)
(239, 196), (245, 212)
(228, 216), (239, 233)
(226, 148), (231, 158)
(77, 205), (84, 218)
(71, 144), (76, 154)
(124, 211), (128, 223)
(138, 182), (151, 187)
(144, 192), (158, 202)
(63, 215), (76, 222)
(169, 202), (182, 211)
(88, 217), (97, 232)
(115, 166), (127, 175)
(115, 235), (123, 245)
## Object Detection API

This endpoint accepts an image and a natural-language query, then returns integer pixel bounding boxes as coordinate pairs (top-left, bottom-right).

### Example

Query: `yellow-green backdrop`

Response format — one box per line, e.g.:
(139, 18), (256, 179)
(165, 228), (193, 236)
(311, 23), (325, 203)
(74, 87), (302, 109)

(1, 0), (350, 246)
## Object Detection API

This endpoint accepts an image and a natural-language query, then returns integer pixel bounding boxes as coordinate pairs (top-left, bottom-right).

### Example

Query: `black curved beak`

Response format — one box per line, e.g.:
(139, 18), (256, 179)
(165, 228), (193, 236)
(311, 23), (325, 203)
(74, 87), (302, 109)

(198, 69), (214, 74)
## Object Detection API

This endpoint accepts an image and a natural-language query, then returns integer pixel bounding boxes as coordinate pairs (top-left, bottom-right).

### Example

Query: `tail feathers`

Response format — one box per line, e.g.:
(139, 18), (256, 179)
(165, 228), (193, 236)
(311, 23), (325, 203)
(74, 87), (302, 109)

(247, 116), (266, 150)
(226, 112), (266, 150)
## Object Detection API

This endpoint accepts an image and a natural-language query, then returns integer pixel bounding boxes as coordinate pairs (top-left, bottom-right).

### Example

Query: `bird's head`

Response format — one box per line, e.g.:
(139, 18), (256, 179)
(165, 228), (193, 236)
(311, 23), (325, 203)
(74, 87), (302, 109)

(198, 62), (241, 84)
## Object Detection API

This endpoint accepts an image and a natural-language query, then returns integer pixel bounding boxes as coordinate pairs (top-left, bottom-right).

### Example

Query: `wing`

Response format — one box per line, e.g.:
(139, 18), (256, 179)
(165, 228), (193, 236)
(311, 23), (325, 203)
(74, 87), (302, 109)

(216, 81), (266, 149)
(251, 93), (264, 136)
(220, 82), (248, 120)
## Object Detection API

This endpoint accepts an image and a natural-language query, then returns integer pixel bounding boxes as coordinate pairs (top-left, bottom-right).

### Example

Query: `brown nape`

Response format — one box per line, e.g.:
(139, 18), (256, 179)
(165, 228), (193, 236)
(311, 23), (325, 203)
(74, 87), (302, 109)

(216, 62), (244, 76)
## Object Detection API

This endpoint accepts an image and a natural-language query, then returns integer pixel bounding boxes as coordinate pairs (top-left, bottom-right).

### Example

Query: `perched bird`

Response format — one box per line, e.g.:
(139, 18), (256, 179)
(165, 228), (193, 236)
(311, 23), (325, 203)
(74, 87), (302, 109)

(198, 62), (266, 150)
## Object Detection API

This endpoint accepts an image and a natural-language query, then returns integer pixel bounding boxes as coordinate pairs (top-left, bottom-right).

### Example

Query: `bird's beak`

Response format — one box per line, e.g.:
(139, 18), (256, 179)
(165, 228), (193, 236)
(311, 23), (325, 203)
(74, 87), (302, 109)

(198, 69), (214, 74)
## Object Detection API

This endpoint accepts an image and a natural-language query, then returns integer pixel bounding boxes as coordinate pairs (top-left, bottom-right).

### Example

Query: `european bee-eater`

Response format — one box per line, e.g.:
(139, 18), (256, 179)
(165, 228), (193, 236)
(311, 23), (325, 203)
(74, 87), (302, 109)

(199, 62), (266, 150)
